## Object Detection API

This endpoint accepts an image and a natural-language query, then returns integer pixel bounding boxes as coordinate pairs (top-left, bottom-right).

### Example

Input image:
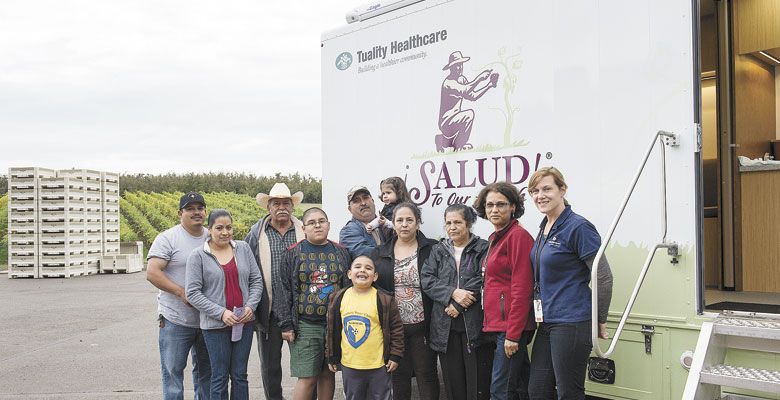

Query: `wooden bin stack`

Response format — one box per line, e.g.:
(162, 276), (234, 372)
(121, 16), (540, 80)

(58, 169), (105, 275)
(6, 167), (121, 278)
(7, 167), (57, 278)
(100, 171), (121, 266)
(38, 176), (87, 278)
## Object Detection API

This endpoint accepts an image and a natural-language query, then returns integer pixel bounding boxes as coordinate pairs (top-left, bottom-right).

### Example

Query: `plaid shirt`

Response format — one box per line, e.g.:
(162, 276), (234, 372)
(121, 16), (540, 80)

(266, 222), (298, 298)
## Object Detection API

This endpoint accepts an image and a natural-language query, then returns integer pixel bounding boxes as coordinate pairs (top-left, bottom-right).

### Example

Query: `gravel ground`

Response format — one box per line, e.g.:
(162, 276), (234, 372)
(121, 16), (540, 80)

(0, 270), (446, 399)
(0, 271), (321, 399)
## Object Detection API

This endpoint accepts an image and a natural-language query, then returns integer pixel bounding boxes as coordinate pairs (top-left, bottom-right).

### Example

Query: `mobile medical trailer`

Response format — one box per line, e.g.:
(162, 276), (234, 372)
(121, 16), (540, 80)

(321, 1), (780, 398)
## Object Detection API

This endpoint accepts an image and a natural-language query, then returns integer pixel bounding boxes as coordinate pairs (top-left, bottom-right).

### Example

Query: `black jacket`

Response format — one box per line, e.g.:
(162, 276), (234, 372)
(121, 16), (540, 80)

(369, 231), (437, 334)
(420, 235), (489, 353)
(273, 239), (352, 333)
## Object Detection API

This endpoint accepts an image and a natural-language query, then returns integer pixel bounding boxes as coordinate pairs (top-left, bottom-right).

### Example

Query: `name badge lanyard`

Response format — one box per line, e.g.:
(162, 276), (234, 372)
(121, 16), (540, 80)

(533, 220), (556, 322)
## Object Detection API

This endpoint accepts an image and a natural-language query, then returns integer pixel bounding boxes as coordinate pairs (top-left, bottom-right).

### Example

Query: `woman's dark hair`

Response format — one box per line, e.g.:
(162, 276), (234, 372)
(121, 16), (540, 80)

(207, 209), (233, 227)
(472, 182), (525, 220)
(444, 204), (478, 229)
(379, 176), (412, 204)
(391, 201), (423, 225)
(302, 207), (328, 222)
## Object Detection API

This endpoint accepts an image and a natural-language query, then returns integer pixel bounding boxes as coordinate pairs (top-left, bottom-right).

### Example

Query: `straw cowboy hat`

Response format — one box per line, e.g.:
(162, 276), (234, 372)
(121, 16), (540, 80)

(256, 183), (304, 209)
(442, 51), (470, 70)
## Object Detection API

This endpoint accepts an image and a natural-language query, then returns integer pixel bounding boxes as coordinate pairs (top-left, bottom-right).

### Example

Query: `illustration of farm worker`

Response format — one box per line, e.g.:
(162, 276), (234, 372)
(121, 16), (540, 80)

(273, 207), (352, 400)
(437, 51), (499, 152)
(146, 191), (211, 400)
(244, 182), (305, 400)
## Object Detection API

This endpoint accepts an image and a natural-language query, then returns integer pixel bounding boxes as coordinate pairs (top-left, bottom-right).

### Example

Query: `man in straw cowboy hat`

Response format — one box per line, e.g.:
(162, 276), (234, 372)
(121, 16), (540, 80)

(437, 50), (499, 152)
(244, 183), (305, 400)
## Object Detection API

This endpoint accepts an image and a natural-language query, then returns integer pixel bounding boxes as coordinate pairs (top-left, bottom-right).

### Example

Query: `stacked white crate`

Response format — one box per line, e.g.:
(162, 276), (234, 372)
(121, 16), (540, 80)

(7, 167), (57, 278)
(59, 169), (103, 275)
(99, 172), (120, 273)
(102, 241), (143, 273)
(38, 176), (87, 278)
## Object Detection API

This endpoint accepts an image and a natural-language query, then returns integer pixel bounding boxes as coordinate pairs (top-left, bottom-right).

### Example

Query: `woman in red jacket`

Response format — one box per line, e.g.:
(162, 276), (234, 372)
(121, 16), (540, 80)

(472, 182), (535, 400)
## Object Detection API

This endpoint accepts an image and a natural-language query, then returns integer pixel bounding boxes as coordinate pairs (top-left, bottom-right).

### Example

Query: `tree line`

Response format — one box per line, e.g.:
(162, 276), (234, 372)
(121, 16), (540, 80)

(0, 172), (322, 203)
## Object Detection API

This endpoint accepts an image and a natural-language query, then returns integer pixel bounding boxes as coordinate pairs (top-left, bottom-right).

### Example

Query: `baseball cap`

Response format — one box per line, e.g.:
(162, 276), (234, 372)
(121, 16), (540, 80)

(179, 191), (206, 209)
(346, 185), (371, 203)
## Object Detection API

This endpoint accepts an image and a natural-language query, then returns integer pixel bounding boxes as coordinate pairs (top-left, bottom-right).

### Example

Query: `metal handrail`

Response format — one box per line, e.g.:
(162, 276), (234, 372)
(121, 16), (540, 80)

(591, 130), (679, 358)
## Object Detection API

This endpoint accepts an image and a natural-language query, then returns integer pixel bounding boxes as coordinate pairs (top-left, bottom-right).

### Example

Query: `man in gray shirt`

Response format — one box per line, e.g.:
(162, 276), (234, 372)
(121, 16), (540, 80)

(146, 192), (211, 400)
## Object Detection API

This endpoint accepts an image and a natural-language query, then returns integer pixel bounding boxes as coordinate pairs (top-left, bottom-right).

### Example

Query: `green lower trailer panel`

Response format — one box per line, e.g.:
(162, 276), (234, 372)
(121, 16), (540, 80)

(585, 322), (702, 400)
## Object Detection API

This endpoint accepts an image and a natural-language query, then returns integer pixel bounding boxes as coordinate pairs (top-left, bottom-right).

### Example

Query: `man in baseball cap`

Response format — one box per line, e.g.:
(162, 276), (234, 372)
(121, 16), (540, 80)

(147, 191), (211, 399)
(179, 191), (206, 210)
(339, 185), (381, 258)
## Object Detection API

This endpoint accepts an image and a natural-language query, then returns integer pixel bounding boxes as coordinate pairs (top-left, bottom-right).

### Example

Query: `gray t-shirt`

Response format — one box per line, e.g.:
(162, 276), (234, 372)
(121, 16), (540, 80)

(147, 224), (209, 328)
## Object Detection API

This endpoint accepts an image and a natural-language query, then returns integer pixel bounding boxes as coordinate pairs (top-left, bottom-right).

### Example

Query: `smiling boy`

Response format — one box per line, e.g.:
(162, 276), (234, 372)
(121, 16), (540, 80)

(326, 256), (404, 400)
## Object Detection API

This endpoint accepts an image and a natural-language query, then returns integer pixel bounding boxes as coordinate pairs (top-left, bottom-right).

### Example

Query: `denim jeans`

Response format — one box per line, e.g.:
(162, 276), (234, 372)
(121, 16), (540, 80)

(202, 323), (255, 400)
(159, 316), (211, 400)
(490, 331), (533, 400)
(528, 321), (592, 400)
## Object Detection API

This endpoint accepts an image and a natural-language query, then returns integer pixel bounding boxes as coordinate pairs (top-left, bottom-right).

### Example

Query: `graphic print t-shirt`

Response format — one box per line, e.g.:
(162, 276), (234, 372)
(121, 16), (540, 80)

(296, 241), (347, 325)
(340, 287), (384, 370)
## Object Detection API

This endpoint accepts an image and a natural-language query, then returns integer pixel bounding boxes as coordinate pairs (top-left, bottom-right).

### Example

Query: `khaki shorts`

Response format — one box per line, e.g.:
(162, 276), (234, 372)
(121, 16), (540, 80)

(288, 319), (327, 378)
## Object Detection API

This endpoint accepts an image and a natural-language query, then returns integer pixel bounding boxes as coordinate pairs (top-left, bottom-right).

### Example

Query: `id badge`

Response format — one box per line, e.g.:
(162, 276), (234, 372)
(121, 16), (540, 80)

(533, 299), (544, 322)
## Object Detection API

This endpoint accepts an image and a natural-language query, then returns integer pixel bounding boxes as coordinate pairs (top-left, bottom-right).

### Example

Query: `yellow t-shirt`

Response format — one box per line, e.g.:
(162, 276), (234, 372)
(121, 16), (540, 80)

(340, 287), (385, 370)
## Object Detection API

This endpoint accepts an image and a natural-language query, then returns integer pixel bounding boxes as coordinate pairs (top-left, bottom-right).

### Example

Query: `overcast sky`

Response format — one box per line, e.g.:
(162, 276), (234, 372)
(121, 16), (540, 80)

(0, 0), (360, 176)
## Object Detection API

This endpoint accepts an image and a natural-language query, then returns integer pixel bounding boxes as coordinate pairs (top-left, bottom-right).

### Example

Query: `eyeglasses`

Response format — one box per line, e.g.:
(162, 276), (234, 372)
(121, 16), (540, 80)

(304, 219), (329, 227)
(485, 202), (510, 210)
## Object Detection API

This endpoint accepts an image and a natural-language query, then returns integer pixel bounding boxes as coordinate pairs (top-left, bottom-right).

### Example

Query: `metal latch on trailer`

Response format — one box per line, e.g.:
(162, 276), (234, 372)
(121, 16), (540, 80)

(641, 325), (654, 354)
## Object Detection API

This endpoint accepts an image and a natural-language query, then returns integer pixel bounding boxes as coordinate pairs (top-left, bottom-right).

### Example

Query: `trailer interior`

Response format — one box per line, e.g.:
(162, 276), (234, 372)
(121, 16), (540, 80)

(699, 0), (780, 314)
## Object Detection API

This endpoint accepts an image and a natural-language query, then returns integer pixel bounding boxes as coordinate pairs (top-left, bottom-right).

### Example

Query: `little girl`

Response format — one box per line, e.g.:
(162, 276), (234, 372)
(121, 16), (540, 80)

(366, 176), (411, 232)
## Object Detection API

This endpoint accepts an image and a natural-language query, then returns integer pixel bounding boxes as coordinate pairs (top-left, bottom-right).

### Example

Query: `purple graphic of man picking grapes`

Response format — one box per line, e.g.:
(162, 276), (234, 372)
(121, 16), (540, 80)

(436, 51), (499, 152)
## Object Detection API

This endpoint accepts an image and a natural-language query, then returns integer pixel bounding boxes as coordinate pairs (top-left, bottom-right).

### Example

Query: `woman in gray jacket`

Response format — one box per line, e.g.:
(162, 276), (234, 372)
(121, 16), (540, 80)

(421, 204), (493, 400)
(186, 209), (263, 400)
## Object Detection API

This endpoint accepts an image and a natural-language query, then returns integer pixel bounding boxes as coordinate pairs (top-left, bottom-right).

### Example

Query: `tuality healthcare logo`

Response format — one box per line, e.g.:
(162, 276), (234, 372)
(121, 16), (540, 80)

(335, 52), (353, 70)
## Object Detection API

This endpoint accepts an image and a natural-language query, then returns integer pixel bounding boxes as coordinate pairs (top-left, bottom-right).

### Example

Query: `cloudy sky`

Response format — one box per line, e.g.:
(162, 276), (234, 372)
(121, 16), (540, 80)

(0, 0), (360, 176)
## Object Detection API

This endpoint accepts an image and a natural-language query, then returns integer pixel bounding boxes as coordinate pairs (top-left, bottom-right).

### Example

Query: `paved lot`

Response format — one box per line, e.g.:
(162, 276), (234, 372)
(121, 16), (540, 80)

(0, 271), (318, 399)
(0, 271), (449, 399)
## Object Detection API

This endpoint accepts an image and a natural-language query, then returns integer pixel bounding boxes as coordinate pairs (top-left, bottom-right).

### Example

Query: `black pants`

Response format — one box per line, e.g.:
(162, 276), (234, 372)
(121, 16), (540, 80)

(393, 322), (440, 400)
(341, 366), (393, 400)
(255, 316), (284, 400)
(528, 321), (593, 400)
(439, 332), (494, 400)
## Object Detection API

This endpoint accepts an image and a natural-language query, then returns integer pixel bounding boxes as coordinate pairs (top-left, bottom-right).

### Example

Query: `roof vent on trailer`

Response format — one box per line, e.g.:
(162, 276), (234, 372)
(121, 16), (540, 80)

(346, 0), (425, 23)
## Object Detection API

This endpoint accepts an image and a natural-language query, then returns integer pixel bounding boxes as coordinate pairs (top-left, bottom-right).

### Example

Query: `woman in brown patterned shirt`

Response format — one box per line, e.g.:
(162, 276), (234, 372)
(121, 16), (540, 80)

(370, 202), (440, 400)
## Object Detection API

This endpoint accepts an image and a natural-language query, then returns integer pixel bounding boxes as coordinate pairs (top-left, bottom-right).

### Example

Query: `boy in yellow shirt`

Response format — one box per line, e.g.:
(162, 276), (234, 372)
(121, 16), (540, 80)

(326, 256), (404, 400)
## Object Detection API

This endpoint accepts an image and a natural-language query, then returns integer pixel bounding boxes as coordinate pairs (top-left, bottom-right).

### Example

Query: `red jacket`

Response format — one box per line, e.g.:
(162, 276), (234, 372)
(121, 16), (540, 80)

(482, 221), (535, 342)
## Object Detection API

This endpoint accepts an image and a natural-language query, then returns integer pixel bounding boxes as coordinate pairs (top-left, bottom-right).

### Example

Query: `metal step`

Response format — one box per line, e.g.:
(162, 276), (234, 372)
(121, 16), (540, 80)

(700, 364), (780, 394)
(722, 394), (779, 400)
(714, 316), (780, 341)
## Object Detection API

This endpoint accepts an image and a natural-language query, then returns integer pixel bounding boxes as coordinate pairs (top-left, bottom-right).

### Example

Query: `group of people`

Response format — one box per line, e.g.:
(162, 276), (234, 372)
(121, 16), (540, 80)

(145, 166), (614, 400)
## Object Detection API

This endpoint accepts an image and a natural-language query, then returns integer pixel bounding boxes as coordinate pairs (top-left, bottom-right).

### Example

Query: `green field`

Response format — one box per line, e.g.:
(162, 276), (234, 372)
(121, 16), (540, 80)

(0, 192), (318, 268)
